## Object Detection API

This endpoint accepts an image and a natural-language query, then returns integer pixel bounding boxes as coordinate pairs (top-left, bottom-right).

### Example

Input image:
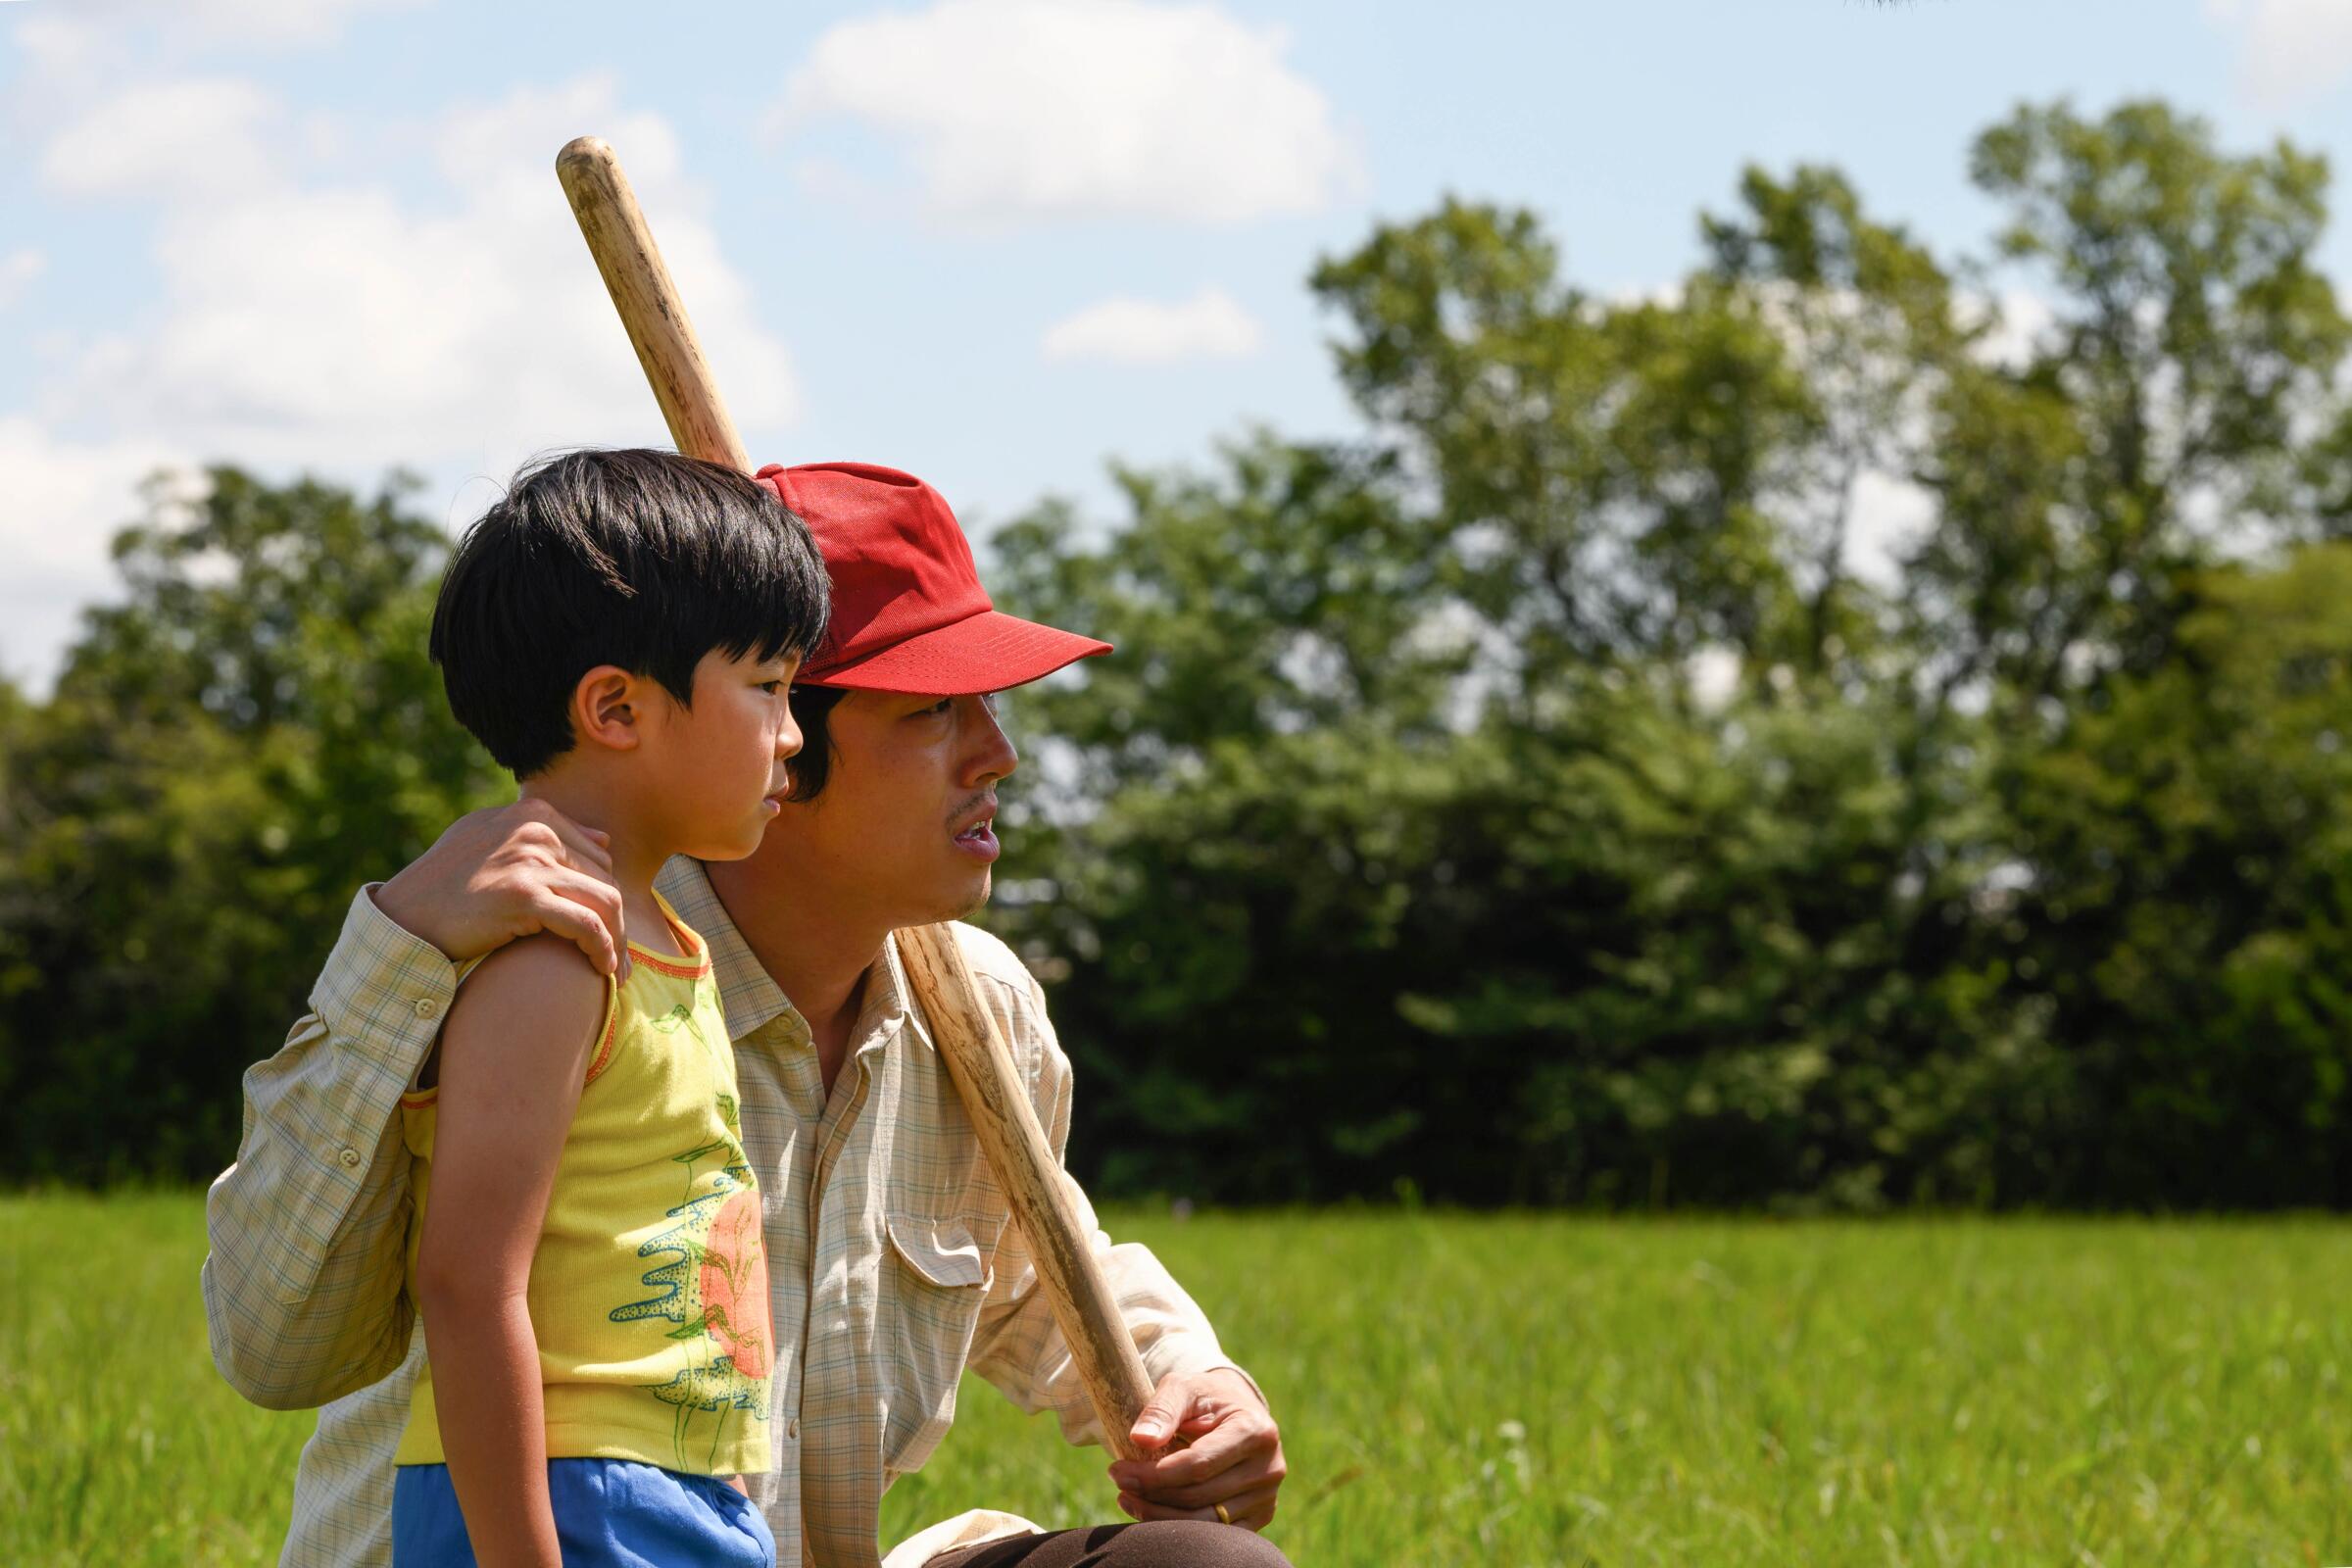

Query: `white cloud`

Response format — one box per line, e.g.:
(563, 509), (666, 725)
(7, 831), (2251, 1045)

(1041, 287), (1263, 364)
(16, 0), (418, 60)
(1960, 288), (2057, 371)
(778, 0), (1360, 225)
(2205, 0), (2352, 107)
(173, 0), (421, 45)
(40, 77), (281, 198)
(0, 249), (44, 311)
(39, 73), (798, 473)
(0, 419), (186, 692)
(8, 74), (799, 688)
(1845, 468), (1936, 590)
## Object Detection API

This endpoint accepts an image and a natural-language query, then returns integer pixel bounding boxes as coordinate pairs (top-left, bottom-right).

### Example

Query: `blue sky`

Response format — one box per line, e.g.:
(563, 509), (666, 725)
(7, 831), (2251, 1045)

(5, 0), (2351, 689)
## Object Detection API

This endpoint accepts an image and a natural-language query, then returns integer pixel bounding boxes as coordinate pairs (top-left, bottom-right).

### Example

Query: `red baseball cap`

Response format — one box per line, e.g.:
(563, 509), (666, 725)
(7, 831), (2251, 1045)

(752, 461), (1110, 694)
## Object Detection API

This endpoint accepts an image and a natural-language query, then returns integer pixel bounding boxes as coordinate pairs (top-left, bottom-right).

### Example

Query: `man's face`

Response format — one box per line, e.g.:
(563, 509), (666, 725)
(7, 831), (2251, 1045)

(761, 689), (1017, 929)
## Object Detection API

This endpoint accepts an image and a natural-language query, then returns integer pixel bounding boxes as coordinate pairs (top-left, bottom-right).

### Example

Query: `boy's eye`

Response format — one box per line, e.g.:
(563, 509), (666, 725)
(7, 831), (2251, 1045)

(759, 680), (785, 694)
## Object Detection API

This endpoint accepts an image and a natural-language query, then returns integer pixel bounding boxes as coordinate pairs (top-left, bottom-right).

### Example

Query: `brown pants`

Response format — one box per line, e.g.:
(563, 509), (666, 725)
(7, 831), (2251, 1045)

(930, 1522), (1292, 1568)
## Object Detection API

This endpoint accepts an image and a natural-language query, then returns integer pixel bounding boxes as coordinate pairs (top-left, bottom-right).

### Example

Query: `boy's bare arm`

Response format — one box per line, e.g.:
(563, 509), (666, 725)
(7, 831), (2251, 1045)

(414, 934), (607, 1568)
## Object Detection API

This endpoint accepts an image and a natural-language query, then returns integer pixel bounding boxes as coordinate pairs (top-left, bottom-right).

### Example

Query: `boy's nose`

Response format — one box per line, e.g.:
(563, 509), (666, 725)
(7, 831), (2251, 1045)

(776, 707), (805, 761)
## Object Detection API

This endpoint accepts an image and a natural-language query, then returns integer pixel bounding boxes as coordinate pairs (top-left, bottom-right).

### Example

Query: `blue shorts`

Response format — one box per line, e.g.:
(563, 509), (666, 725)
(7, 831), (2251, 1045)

(392, 1458), (775, 1567)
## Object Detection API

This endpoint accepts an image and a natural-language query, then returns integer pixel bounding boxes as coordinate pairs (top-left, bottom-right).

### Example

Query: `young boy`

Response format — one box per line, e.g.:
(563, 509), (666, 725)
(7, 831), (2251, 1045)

(391, 449), (828, 1567)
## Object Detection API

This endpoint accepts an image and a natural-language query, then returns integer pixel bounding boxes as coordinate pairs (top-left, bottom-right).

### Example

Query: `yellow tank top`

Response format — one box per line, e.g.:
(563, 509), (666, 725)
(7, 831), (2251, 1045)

(395, 894), (773, 1478)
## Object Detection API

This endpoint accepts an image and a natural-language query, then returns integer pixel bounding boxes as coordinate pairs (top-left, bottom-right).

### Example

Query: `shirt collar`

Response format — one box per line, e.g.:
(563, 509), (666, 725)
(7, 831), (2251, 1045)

(655, 857), (928, 1054)
(655, 857), (796, 1043)
(868, 931), (924, 1052)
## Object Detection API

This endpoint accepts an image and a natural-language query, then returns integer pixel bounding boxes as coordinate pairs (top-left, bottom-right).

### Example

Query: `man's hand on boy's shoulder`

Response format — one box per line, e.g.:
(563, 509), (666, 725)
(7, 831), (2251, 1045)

(374, 800), (630, 978)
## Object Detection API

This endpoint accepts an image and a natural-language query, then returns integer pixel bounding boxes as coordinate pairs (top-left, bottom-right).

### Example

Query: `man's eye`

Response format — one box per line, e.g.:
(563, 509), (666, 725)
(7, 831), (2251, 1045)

(926, 698), (954, 715)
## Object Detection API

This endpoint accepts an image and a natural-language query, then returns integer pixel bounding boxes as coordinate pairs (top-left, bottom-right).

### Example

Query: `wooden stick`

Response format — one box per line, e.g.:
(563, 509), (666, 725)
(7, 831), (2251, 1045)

(556, 137), (751, 475)
(894, 922), (1157, 1458)
(555, 135), (1159, 1462)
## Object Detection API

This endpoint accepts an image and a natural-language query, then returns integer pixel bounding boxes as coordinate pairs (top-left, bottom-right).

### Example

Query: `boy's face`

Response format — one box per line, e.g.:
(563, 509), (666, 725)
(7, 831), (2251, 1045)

(758, 690), (1016, 931)
(646, 647), (804, 863)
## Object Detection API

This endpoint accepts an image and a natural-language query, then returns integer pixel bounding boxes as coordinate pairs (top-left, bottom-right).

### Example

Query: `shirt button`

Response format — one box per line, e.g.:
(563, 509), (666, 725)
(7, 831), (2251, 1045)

(338, 1147), (363, 1168)
(787, 1418), (800, 1441)
(413, 997), (442, 1020)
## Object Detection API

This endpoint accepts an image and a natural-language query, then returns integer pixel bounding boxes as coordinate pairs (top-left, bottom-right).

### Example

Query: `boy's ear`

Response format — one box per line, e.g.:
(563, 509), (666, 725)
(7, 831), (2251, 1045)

(568, 665), (644, 754)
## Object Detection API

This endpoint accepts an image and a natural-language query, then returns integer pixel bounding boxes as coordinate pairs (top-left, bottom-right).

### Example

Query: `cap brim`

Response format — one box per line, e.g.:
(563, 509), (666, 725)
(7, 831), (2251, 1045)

(800, 610), (1111, 695)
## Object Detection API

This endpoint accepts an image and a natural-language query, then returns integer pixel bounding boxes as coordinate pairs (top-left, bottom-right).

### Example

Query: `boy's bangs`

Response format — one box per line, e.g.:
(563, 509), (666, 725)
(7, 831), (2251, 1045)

(700, 524), (832, 672)
(597, 452), (833, 694)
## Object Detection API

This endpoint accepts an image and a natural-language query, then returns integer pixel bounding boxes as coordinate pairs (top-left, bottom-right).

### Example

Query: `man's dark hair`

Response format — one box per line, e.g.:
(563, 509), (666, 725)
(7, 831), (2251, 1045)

(782, 683), (850, 802)
(431, 448), (830, 778)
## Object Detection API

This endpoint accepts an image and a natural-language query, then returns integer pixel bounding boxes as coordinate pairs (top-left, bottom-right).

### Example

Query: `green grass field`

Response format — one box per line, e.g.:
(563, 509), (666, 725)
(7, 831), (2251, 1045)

(2, 1194), (2347, 1566)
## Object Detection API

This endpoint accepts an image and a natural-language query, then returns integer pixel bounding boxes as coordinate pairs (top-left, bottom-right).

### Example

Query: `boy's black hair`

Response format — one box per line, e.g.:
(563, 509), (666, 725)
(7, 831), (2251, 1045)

(431, 448), (830, 778)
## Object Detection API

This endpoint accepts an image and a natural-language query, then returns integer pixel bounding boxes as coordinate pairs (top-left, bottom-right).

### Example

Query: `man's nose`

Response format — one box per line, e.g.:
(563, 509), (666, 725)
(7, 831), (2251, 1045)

(958, 696), (1017, 784)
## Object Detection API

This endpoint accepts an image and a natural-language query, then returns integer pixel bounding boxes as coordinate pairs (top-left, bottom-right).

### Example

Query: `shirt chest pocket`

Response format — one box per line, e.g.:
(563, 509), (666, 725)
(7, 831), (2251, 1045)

(880, 1211), (992, 1473)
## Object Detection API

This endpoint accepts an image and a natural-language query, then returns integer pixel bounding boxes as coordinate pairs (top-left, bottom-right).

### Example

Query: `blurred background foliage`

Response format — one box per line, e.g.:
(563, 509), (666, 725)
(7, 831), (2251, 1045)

(7, 100), (2352, 1206)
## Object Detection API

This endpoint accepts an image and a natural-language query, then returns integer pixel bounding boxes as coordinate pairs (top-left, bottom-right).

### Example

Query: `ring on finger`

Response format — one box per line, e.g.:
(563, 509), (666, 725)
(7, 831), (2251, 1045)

(1214, 1503), (1232, 1526)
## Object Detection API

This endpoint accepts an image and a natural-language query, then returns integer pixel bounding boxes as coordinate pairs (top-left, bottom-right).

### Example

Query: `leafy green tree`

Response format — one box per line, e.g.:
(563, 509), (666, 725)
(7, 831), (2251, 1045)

(0, 469), (500, 1181)
(2000, 549), (2352, 1204)
(985, 99), (2352, 1208)
(1929, 101), (2348, 702)
(8, 98), (2351, 1208)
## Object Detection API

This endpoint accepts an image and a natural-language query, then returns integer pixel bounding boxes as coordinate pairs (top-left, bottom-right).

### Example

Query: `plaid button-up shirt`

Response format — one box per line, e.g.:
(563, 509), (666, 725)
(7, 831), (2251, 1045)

(202, 859), (1248, 1568)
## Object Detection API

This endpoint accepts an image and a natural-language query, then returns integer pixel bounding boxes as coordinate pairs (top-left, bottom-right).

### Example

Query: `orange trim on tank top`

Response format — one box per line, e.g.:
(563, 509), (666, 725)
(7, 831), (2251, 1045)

(582, 985), (623, 1085)
(624, 902), (710, 979)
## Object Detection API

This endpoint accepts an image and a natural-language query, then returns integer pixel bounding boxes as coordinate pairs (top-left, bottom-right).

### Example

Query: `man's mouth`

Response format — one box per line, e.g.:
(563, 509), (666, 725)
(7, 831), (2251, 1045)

(951, 800), (1000, 860)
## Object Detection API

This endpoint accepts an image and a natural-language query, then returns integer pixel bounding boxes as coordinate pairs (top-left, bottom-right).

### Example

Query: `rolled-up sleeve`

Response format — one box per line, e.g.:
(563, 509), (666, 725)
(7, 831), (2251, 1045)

(201, 885), (457, 1410)
(962, 965), (1258, 1447)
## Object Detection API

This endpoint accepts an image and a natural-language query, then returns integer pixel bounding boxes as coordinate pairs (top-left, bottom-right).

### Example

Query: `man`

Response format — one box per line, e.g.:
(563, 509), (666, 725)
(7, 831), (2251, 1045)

(202, 461), (1291, 1568)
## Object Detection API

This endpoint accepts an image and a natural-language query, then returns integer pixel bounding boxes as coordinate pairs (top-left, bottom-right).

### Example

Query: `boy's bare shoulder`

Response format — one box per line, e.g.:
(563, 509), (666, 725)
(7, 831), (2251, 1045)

(448, 932), (608, 1035)
(467, 929), (607, 988)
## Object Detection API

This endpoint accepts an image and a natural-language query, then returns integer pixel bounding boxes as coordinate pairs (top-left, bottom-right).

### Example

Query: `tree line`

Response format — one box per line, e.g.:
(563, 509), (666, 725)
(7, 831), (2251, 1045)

(6, 99), (2352, 1205)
